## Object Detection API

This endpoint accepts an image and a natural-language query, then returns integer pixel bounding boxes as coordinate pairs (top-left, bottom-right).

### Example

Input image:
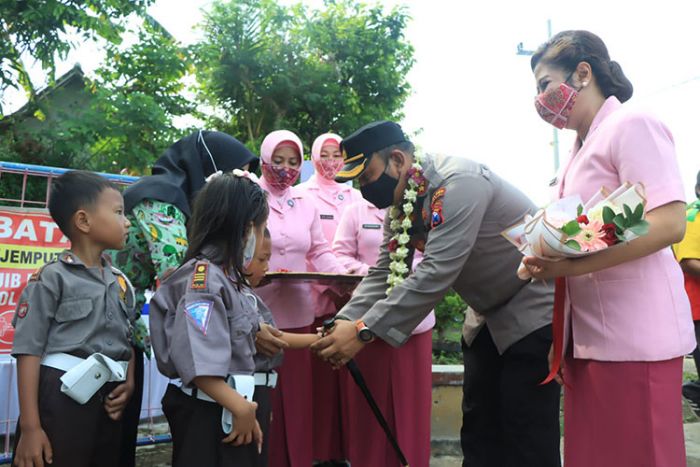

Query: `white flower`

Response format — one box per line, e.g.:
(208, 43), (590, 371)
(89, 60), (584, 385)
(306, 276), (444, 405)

(587, 201), (621, 223)
(384, 153), (425, 296)
(395, 246), (409, 259)
(404, 189), (418, 202)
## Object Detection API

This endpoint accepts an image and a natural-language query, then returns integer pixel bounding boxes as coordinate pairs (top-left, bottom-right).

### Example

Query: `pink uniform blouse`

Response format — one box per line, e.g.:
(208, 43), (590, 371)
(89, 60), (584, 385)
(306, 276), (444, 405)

(257, 178), (344, 329)
(297, 175), (364, 318)
(333, 199), (435, 335)
(556, 96), (695, 361)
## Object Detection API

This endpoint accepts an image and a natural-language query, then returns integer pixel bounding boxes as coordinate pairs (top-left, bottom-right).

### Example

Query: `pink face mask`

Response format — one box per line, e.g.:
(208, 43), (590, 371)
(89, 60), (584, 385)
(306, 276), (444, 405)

(314, 158), (345, 180)
(262, 164), (300, 191)
(534, 82), (578, 130)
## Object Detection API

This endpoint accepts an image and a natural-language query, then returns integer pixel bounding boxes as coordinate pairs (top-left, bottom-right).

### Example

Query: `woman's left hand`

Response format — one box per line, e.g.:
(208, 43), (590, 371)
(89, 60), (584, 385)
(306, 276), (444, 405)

(522, 256), (577, 280)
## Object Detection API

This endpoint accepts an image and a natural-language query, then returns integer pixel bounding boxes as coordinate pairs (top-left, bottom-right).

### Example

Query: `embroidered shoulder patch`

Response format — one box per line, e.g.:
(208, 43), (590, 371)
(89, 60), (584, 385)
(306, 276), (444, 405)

(430, 187), (446, 228)
(184, 300), (213, 334)
(190, 262), (209, 290)
(17, 302), (28, 319)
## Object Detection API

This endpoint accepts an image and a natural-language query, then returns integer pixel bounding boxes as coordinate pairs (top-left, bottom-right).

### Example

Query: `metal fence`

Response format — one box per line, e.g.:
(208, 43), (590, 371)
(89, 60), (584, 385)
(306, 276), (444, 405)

(0, 162), (172, 465)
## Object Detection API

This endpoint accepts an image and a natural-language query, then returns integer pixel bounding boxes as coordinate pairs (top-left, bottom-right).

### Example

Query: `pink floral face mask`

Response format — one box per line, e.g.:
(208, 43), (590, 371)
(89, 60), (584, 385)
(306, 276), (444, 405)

(534, 82), (578, 130)
(262, 163), (300, 191)
(314, 158), (345, 180)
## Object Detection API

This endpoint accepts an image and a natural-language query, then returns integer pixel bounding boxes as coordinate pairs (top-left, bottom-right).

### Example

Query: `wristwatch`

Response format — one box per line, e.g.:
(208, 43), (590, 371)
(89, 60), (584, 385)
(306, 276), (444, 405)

(355, 320), (375, 343)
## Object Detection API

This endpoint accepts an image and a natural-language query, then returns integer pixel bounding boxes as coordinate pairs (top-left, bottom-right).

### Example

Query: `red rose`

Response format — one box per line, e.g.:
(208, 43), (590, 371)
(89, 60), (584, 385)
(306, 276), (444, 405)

(576, 215), (589, 225)
(388, 239), (399, 252)
(601, 223), (618, 246)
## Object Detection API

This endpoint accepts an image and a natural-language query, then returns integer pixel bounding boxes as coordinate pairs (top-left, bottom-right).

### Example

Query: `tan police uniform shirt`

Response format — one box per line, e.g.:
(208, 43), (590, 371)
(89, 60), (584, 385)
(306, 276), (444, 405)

(12, 250), (135, 361)
(149, 253), (260, 386)
(339, 154), (554, 354)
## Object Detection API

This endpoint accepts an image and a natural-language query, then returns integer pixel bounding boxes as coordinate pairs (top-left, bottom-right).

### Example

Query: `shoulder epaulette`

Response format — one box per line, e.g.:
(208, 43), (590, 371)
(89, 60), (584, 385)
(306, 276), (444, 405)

(190, 260), (209, 290)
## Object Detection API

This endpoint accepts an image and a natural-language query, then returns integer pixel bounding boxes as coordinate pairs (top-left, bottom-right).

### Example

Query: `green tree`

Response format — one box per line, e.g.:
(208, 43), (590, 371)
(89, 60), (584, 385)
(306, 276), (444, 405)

(0, 0), (154, 116)
(194, 0), (414, 151)
(0, 17), (193, 178)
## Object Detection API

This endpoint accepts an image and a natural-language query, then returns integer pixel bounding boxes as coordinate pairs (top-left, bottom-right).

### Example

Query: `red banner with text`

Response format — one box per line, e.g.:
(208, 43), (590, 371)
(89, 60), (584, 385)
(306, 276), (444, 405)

(0, 208), (69, 354)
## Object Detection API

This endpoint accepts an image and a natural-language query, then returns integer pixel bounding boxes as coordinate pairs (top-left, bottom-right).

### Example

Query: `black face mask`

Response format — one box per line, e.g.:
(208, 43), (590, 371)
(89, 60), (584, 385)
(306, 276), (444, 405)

(361, 171), (398, 209)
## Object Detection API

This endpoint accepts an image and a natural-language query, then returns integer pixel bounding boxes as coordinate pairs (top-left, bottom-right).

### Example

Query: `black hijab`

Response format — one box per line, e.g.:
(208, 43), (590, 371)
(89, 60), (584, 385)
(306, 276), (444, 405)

(124, 130), (259, 218)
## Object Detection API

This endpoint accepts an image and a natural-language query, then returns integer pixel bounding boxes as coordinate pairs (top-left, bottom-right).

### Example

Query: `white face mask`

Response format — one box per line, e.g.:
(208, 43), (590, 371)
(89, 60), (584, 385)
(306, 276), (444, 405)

(243, 230), (256, 269)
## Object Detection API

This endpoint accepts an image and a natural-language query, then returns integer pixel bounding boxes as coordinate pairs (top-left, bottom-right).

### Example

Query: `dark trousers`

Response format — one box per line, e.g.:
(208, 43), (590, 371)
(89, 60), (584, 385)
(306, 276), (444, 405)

(13, 366), (122, 467)
(461, 325), (561, 467)
(162, 384), (257, 467)
(254, 385), (272, 467)
(118, 347), (143, 467)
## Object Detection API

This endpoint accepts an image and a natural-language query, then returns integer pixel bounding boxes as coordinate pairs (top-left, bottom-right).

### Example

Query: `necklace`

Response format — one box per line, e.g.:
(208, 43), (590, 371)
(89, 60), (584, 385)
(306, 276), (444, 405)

(386, 153), (426, 295)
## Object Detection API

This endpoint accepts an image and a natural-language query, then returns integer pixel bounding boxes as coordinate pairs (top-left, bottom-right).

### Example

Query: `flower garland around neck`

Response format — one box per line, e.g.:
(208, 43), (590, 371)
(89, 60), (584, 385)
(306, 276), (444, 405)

(386, 153), (427, 295)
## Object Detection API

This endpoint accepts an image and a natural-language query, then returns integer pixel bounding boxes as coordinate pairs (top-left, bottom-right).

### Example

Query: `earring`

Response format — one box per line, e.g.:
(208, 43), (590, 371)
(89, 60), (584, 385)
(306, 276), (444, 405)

(582, 81), (588, 87)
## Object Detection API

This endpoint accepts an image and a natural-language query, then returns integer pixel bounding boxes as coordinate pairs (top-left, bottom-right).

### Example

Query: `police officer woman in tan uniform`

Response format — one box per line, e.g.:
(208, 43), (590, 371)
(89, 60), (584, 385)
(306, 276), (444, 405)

(312, 121), (560, 467)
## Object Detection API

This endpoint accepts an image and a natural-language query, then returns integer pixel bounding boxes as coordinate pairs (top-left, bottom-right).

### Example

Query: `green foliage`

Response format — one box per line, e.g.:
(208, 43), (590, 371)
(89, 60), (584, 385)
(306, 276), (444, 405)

(0, 0), (154, 113)
(604, 203), (649, 240)
(434, 290), (466, 340)
(2, 18), (193, 173)
(194, 0), (415, 150)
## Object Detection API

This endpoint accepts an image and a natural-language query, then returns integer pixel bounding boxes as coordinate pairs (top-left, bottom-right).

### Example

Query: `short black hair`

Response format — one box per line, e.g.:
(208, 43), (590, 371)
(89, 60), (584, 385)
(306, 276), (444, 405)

(185, 173), (269, 288)
(376, 141), (415, 164)
(48, 171), (119, 239)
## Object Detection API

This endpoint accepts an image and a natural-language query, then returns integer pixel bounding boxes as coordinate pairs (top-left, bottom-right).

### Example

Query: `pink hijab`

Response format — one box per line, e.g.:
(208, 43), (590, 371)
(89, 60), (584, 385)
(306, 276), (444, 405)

(311, 133), (342, 161)
(260, 130), (303, 164)
(311, 133), (344, 184)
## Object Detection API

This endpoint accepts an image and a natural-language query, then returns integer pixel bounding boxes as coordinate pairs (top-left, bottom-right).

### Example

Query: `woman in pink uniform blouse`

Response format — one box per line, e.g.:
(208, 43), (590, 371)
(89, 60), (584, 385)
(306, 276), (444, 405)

(333, 198), (435, 467)
(297, 133), (363, 465)
(525, 30), (695, 467)
(256, 130), (345, 467)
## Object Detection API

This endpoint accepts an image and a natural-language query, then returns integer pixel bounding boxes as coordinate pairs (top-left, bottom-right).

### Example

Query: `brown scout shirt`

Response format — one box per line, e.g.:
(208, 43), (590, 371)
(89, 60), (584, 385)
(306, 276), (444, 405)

(149, 254), (260, 386)
(12, 250), (135, 361)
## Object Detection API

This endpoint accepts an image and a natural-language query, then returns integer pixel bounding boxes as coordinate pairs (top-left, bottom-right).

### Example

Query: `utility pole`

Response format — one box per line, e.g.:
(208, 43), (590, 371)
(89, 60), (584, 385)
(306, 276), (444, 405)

(517, 19), (560, 172)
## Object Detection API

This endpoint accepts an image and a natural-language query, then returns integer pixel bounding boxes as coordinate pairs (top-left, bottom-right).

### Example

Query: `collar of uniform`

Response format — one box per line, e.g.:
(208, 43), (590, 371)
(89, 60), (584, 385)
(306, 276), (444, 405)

(59, 250), (111, 269)
(420, 154), (445, 196)
(586, 96), (622, 141)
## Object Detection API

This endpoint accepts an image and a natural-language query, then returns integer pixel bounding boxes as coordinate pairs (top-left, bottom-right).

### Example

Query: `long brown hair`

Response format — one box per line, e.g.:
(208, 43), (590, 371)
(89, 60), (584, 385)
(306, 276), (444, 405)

(531, 30), (634, 103)
(184, 173), (269, 287)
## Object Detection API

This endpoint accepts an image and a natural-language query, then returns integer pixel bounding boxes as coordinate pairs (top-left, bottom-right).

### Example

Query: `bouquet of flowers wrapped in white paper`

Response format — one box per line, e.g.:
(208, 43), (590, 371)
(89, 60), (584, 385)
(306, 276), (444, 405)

(502, 182), (650, 279)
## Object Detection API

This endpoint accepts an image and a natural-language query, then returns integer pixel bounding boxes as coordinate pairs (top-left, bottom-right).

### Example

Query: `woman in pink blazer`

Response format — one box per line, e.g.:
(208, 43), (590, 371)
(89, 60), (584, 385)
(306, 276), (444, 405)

(525, 30), (695, 467)
(257, 130), (345, 467)
(297, 133), (363, 465)
(333, 198), (435, 467)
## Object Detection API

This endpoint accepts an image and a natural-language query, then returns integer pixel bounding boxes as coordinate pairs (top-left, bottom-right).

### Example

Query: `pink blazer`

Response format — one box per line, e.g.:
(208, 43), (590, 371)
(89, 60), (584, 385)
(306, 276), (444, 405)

(297, 175), (364, 317)
(556, 96), (695, 361)
(333, 199), (435, 335)
(257, 179), (344, 329)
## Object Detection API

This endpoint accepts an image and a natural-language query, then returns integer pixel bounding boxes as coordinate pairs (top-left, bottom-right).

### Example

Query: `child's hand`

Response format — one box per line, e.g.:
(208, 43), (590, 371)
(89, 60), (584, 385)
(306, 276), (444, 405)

(255, 323), (289, 357)
(14, 425), (53, 467)
(104, 381), (134, 421)
(222, 400), (258, 446)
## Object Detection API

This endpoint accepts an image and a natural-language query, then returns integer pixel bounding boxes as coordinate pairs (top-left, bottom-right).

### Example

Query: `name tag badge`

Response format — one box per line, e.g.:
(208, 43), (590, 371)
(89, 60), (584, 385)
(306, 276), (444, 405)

(320, 214), (334, 220)
(362, 223), (381, 230)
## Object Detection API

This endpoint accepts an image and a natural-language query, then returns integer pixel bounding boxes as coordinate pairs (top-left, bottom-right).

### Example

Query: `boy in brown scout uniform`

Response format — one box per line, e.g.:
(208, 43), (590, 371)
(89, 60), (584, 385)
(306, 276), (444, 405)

(12, 171), (136, 467)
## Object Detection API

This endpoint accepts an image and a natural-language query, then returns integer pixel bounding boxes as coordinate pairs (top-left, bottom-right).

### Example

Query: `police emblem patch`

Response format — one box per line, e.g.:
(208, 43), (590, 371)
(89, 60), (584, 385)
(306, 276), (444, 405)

(17, 302), (28, 319)
(191, 262), (208, 290)
(430, 187), (446, 228)
(184, 300), (213, 334)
